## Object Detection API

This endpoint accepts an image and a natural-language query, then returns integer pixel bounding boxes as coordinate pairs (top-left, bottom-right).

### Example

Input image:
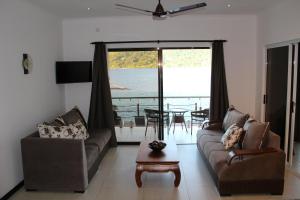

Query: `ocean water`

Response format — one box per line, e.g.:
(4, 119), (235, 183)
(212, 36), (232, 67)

(109, 67), (211, 119)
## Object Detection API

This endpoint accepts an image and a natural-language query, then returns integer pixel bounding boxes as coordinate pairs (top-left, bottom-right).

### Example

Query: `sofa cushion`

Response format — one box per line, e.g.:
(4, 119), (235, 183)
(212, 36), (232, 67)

(46, 116), (66, 126)
(85, 129), (112, 152)
(85, 144), (100, 170)
(197, 129), (223, 151)
(243, 118), (256, 132)
(70, 120), (89, 139)
(222, 106), (249, 131)
(221, 124), (243, 150)
(203, 141), (225, 159)
(208, 150), (228, 177)
(61, 106), (88, 128)
(242, 121), (270, 150)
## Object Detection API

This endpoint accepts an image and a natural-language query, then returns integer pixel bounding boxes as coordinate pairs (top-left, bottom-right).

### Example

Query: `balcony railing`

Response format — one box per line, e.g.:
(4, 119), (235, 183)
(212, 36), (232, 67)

(112, 96), (210, 123)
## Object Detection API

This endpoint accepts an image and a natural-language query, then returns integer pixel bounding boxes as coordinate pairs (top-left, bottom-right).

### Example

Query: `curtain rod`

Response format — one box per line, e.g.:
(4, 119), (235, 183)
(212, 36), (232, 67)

(91, 40), (227, 45)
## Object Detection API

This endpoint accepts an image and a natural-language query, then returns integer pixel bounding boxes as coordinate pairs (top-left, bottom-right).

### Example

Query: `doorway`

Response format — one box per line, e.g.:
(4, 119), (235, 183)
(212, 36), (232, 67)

(265, 46), (289, 149)
(162, 48), (211, 144)
(107, 47), (212, 144)
(264, 42), (300, 170)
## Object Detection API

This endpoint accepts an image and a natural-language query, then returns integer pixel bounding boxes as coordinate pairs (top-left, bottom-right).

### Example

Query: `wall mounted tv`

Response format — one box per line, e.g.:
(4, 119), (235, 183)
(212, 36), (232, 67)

(56, 61), (92, 84)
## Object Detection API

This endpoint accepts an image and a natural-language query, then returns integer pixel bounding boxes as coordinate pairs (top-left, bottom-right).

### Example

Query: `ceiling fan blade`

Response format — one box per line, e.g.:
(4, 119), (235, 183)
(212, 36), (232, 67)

(167, 2), (207, 14)
(115, 4), (153, 13)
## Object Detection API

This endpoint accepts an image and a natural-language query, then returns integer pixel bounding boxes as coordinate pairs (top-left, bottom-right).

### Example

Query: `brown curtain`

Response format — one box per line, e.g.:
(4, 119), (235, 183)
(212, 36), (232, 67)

(209, 41), (229, 121)
(88, 42), (117, 146)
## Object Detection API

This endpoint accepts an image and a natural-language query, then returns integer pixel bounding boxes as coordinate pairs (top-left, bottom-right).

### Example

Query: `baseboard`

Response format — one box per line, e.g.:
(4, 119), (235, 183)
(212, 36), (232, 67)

(1, 180), (24, 200)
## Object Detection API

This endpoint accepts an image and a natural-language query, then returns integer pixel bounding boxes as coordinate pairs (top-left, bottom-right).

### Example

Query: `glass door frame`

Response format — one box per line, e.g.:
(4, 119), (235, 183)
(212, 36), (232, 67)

(108, 46), (211, 142)
(158, 47), (211, 140)
(108, 47), (160, 143)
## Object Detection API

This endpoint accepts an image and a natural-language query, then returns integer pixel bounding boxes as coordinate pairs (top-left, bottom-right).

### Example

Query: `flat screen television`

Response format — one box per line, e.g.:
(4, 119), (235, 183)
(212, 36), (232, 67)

(56, 61), (92, 84)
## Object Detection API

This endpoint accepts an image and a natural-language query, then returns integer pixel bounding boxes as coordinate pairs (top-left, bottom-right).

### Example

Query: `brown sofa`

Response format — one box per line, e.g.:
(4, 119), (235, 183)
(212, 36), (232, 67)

(197, 107), (285, 196)
(21, 107), (112, 192)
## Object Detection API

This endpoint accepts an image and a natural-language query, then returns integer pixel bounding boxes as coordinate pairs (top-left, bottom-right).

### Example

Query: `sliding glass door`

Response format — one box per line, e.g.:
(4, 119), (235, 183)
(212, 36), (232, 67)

(162, 48), (211, 144)
(108, 49), (159, 142)
(107, 47), (212, 143)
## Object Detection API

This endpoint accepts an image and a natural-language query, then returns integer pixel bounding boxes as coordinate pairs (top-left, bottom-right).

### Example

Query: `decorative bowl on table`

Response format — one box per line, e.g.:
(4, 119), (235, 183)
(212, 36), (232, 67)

(148, 141), (166, 152)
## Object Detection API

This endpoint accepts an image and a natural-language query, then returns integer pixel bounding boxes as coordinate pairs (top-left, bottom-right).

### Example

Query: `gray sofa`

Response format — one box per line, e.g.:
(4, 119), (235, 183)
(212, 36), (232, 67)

(197, 107), (285, 195)
(21, 107), (112, 192)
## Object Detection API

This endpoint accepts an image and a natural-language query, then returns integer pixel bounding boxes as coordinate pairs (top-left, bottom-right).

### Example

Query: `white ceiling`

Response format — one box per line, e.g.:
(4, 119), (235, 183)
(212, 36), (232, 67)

(26, 0), (282, 18)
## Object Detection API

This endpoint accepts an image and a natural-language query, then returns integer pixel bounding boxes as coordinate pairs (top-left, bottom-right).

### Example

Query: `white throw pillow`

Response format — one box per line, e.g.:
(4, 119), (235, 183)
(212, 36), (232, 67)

(38, 120), (89, 139)
(221, 123), (243, 150)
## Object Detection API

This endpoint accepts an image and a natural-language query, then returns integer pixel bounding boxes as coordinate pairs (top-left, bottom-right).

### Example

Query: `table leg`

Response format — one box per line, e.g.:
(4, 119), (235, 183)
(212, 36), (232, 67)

(135, 166), (143, 187)
(173, 165), (181, 187)
(183, 120), (188, 132)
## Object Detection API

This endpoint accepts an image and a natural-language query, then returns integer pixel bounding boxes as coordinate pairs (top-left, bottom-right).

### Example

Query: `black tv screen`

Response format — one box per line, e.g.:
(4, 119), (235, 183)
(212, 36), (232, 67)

(56, 61), (92, 84)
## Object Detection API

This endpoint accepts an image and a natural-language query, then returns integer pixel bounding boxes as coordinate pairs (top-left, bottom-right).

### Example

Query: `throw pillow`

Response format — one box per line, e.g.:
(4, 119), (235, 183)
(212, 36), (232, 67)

(236, 117), (256, 148)
(242, 121), (270, 150)
(221, 123), (244, 150)
(44, 116), (66, 126)
(70, 120), (90, 139)
(243, 117), (256, 132)
(38, 120), (89, 140)
(222, 105), (249, 131)
(55, 116), (66, 125)
(61, 106), (88, 128)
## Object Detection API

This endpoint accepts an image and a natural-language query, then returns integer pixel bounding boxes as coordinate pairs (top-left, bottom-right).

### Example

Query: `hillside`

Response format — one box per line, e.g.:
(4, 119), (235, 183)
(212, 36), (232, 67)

(108, 49), (211, 69)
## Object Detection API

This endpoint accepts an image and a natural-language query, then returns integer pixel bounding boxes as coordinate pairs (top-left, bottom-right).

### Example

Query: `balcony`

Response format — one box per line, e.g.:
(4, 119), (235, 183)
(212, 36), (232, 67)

(112, 96), (209, 144)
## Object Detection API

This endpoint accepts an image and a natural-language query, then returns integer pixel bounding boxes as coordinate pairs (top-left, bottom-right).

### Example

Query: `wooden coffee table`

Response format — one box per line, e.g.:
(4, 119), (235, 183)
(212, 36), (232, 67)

(135, 141), (181, 187)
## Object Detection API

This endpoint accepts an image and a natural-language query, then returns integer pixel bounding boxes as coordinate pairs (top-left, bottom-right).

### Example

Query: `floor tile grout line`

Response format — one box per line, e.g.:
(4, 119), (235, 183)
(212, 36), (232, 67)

(94, 148), (119, 199)
(179, 151), (193, 200)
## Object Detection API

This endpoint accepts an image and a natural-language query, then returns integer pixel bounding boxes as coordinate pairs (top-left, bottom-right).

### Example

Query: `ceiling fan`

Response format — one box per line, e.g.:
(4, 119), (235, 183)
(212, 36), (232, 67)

(115, 0), (207, 19)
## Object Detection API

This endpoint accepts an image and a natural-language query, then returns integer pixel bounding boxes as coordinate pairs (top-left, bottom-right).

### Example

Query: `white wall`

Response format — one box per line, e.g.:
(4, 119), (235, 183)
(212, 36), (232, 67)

(0, 0), (64, 197)
(63, 15), (257, 119)
(256, 0), (300, 120)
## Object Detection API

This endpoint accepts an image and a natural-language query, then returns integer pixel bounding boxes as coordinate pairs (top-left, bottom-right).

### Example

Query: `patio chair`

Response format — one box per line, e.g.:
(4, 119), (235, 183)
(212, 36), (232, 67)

(144, 109), (170, 136)
(191, 108), (209, 134)
(113, 105), (122, 127)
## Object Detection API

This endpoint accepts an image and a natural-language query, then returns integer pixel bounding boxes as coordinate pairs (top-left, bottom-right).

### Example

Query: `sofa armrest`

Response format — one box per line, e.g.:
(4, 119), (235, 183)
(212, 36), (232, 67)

(221, 148), (285, 183)
(227, 148), (278, 165)
(21, 136), (88, 191)
(202, 120), (223, 130)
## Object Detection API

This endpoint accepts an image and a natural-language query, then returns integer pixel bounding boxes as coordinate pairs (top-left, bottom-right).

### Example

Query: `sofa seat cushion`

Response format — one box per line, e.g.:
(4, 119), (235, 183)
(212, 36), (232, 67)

(85, 129), (112, 152)
(203, 142), (225, 159)
(85, 144), (100, 170)
(208, 150), (228, 177)
(197, 129), (223, 151)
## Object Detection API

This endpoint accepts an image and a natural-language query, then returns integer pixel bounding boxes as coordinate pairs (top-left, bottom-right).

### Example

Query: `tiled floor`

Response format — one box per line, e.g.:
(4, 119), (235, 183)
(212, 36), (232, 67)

(291, 142), (300, 173)
(11, 145), (300, 200)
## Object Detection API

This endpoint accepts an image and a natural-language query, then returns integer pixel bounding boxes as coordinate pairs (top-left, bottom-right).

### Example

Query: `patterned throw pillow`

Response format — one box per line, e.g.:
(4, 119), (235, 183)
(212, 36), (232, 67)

(221, 123), (244, 150)
(38, 120), (89, 140)
(44, 116), (66, 126)
(55, 116), (66, 125)
(70, 120), (89, 139)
